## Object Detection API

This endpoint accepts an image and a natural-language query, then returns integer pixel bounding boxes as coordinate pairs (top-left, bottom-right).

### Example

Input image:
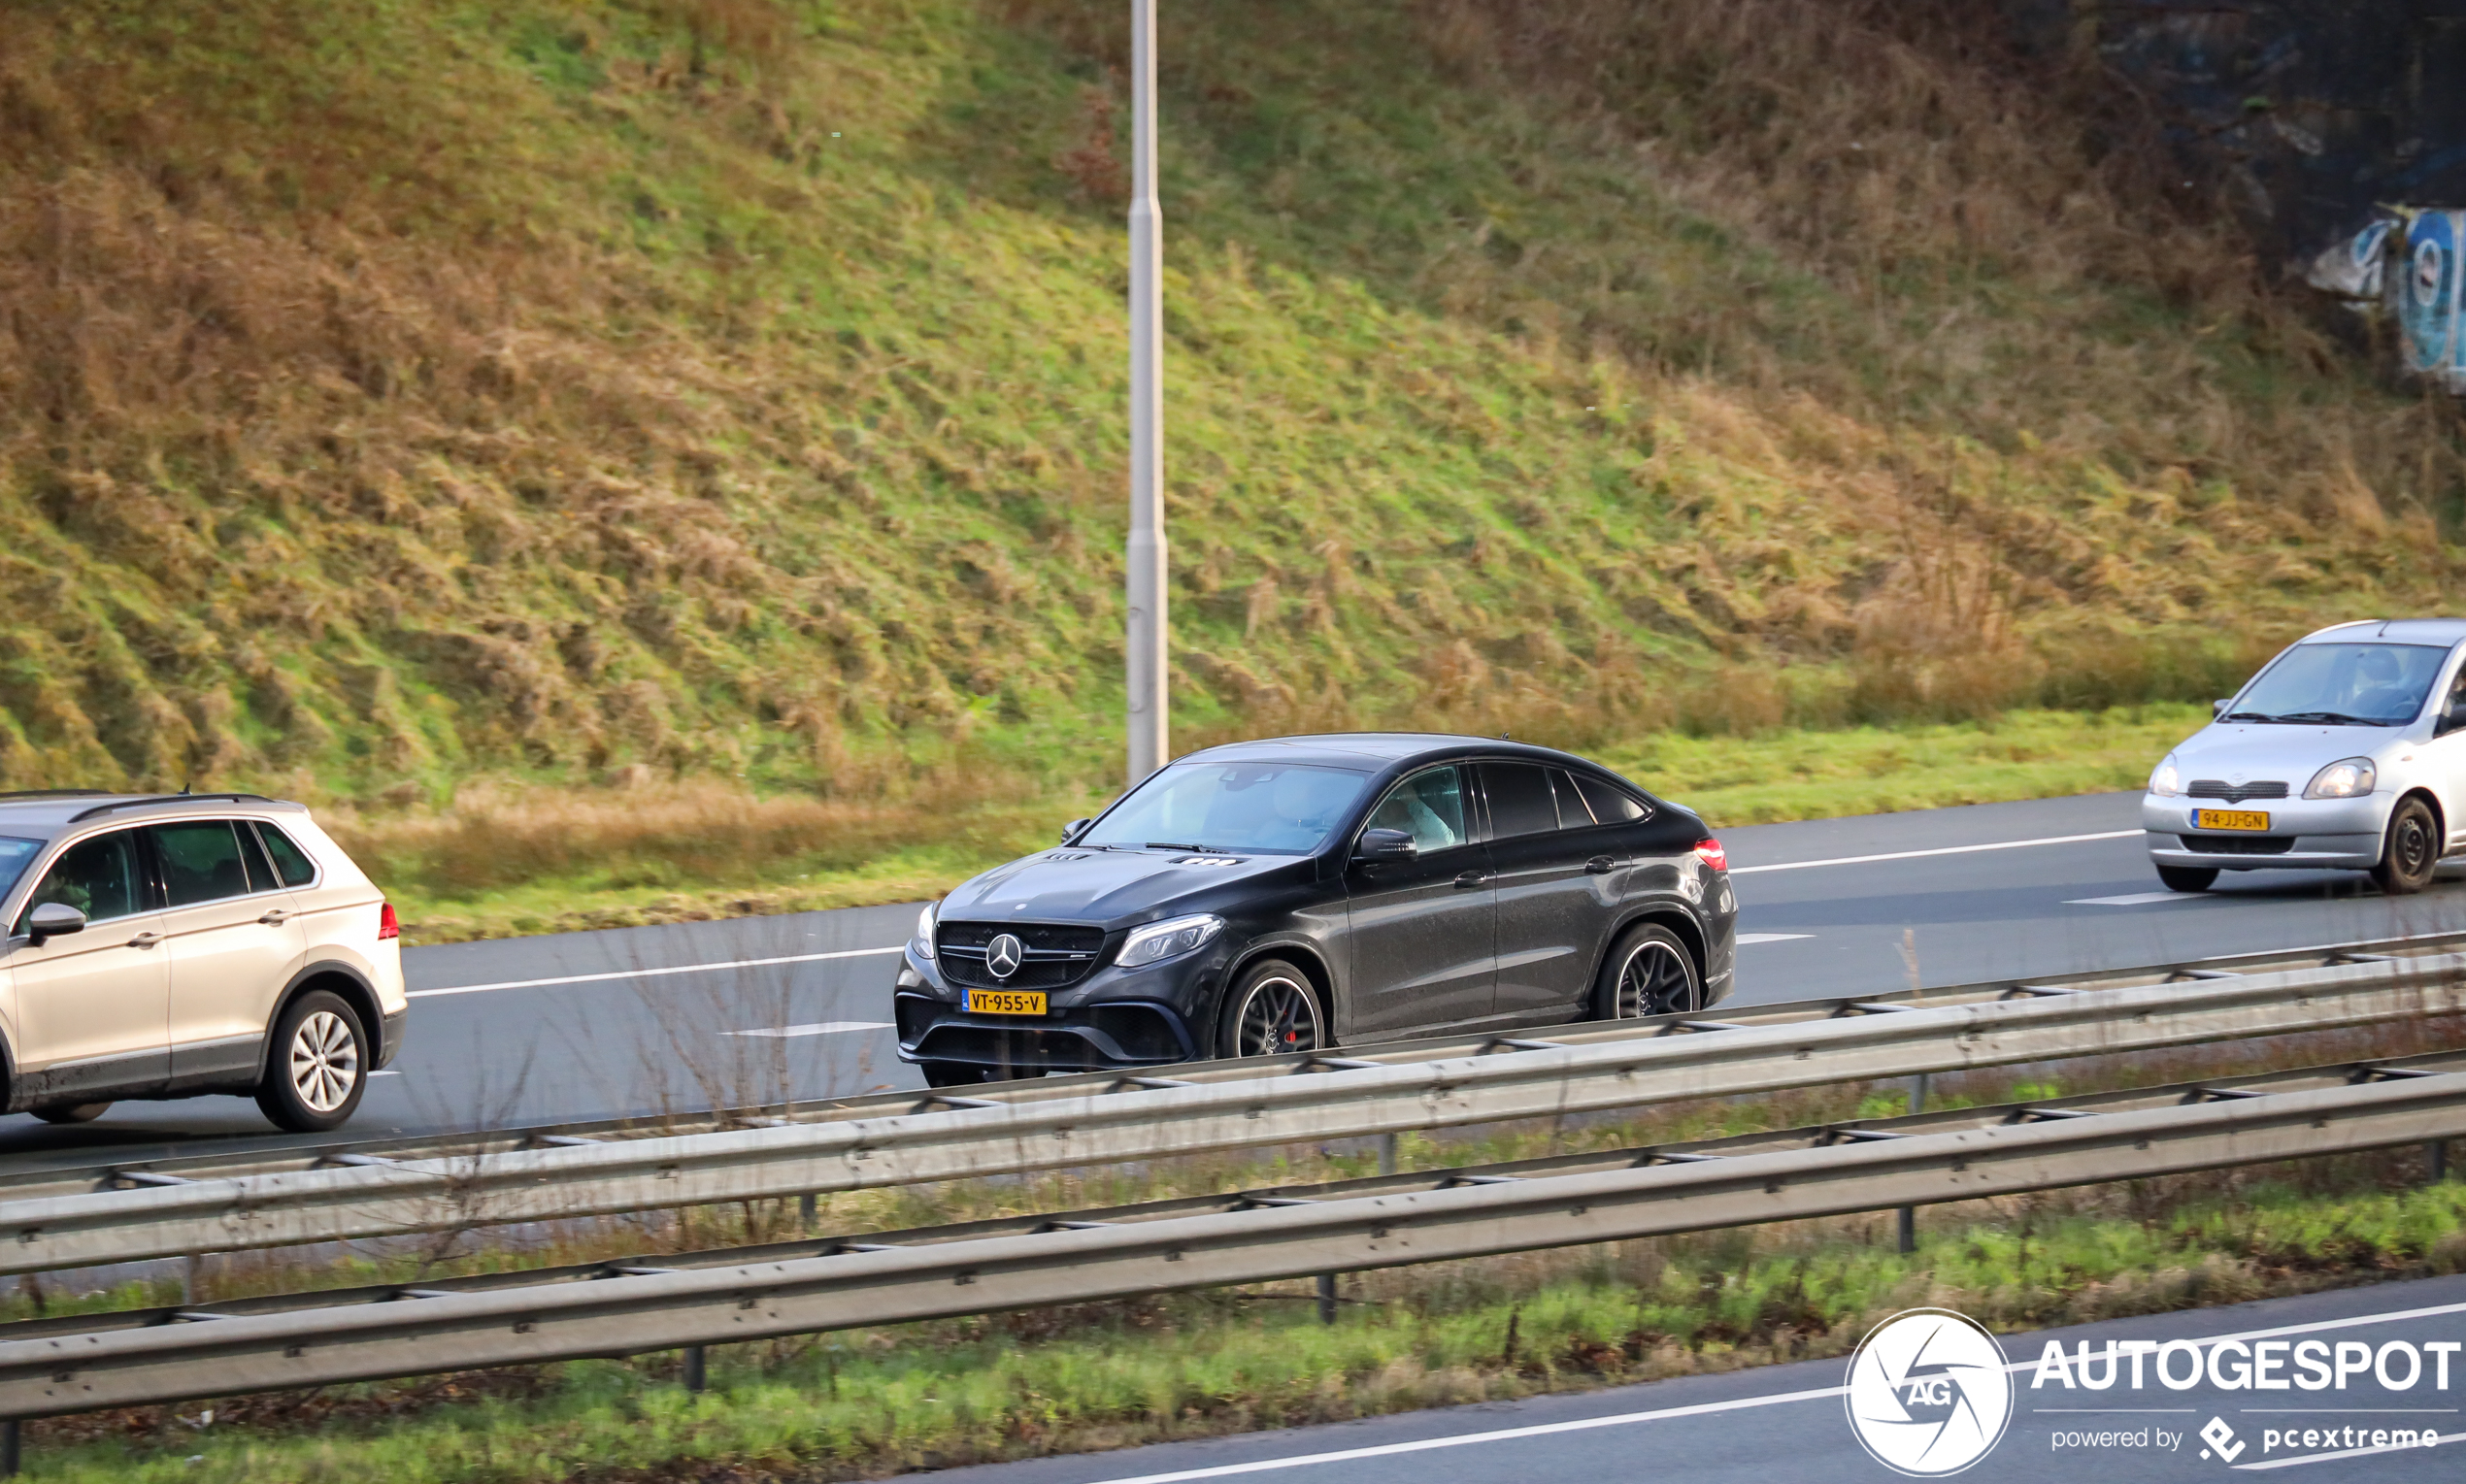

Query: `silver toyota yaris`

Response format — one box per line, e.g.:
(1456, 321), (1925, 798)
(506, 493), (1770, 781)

(2145, 619), (2466, 895)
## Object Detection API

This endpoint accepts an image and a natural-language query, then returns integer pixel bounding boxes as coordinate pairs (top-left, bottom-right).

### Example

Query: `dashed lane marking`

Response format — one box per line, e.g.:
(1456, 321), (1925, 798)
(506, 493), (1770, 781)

(720, 1022), (893, 1039)
(2066, 891), (2205, 907)
(408, 945), (906, 999)
(1729, 829), (2141, 876)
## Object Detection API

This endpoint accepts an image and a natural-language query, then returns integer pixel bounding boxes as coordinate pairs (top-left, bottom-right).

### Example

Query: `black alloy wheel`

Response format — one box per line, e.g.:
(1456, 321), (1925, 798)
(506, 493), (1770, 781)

(2372, 797), (2441, 897)
(1595, 924), (1700, 1020)
(1218, 958), (1325, 1059)
(2155, 865), (2217, 893)
(30, 1102), (110, 1125)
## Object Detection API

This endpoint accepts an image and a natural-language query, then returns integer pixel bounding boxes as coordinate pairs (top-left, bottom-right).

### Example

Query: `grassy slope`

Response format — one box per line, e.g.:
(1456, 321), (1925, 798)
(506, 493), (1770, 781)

(2, 0), (2458, 802)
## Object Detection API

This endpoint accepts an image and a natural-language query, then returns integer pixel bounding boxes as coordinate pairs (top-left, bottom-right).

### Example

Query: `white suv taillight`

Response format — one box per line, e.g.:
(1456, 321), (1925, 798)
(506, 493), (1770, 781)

(378, 902), (400, 941)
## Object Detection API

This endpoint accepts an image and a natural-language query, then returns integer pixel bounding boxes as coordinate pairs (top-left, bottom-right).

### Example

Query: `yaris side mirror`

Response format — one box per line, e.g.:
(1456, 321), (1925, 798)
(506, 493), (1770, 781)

(1060, 817), (1092, 844)
(2212, 698), (2232, 720)
(1355, 827), (1417, 862)
(25, 902), (84, 944)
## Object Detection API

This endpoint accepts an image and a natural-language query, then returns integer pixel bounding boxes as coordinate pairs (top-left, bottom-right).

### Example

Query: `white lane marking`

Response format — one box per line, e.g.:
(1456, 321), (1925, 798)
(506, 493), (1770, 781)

(720, 1022), (892, 1039)
(1728, 829), (2142, 875)
(407, 945), (905, 999)
(2235, 1430), (2465, 1469)
(1735, 933), (1813, 945)
(2066, 891), (2203, 907)
(1073, 1293), (2466, 1483)
(367, 1070), (401, 1077)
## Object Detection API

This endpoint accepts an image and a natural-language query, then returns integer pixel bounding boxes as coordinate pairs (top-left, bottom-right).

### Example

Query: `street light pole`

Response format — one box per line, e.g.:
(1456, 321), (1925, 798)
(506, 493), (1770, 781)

(1124, 0), (1168, 785)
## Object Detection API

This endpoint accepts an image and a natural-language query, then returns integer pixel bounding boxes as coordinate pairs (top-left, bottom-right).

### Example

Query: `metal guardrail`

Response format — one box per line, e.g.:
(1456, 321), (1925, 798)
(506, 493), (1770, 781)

(3, 1063), (2462, 1419)
(3, 934), (2461, 1276)
(13, 931), (2447, 1204)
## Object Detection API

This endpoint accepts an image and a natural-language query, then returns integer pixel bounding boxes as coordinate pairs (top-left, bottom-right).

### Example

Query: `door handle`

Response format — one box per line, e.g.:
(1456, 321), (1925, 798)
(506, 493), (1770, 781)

(127, 932), (162, 949)
(1452, 871), (1493, 888)
(258, 909), (290, 925)
(1584, 856), (1618, 874)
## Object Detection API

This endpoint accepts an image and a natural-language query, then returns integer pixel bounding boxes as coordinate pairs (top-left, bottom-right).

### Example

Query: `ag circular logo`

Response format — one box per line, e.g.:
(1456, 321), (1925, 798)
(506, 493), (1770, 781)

(1845, 1308), (2013, 1476)
(985, 933), (1024, 980)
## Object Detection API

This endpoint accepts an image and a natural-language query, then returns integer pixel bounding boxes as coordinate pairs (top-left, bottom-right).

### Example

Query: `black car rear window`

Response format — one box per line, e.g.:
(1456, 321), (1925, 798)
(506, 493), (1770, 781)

(1569, 773), (1648, 823)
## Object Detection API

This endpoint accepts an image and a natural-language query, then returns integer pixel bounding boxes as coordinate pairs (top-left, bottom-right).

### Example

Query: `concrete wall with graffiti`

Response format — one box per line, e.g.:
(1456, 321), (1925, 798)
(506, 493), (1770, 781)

(2306, 211), (2466, 393)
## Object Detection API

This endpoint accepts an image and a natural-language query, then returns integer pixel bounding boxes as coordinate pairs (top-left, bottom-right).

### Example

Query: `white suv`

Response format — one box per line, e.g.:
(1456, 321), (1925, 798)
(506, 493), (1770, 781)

(0, 792), (406, 1132)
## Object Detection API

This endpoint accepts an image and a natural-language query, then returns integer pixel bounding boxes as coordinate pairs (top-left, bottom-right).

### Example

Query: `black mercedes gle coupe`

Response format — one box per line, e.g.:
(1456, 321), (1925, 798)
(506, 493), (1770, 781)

(893, 733), (1736, 1086)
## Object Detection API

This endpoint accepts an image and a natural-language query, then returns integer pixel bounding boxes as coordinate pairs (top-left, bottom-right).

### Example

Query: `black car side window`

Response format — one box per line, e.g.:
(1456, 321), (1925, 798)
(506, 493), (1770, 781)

(1569, 773), (1649, 823)
(1363, 767), (1470, 853)
(1546, 769), (1594, 826)
(1481, 763), (1560, 839)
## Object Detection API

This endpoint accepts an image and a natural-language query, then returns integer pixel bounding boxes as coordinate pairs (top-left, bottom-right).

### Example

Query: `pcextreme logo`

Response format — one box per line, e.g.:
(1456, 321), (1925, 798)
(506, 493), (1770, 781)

(1845, 1308), (2016, 1476)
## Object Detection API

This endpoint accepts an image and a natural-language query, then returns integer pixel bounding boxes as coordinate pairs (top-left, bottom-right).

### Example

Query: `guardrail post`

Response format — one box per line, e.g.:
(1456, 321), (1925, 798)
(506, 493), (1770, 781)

(683, 1345), (707, 1394)
(798, 1193), (816, 1232)
(183, 1254), (201, 1306)
(1897, 1073), (1928, 1254)
(1316, 1272), (1337, 1325)
(1379, 1133), (1397, 1176)
(2431, 1139), (2449, 1184)
(3, 1416), (20, 1476)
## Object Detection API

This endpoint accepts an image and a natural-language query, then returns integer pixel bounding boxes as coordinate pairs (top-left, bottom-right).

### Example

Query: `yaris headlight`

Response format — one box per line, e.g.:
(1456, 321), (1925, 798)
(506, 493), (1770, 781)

(913, 902), (938, 960)
(1116, 912), (1224, 969)
(2149, 755), (2183, 797)
(2304, 757), (2377, 800)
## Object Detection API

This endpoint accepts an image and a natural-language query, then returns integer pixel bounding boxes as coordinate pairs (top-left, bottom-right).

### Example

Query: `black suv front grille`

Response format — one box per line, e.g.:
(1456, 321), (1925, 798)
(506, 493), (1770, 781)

(937, 921), (1106, 992)
(2188, 779), (2288, 802)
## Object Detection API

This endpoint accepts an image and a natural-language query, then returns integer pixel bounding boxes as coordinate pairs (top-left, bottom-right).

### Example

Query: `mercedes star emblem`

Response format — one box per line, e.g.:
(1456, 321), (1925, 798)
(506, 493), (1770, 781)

(986, 933), (1025, 980)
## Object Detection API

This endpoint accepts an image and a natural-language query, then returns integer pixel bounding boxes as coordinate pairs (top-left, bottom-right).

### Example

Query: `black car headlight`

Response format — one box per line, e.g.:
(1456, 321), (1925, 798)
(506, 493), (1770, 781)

(1115, 913), (1224, 969)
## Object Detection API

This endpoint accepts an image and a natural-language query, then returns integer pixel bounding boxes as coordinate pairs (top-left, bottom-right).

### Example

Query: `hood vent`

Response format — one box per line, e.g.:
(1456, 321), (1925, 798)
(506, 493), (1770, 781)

(2188, 779), (2289, 805)
(1176, 856), (1246, 868)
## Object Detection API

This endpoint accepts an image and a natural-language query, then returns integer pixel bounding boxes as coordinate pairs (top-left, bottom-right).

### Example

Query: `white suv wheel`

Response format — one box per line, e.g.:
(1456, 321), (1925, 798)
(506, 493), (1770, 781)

(289, 1009), (360, 1113)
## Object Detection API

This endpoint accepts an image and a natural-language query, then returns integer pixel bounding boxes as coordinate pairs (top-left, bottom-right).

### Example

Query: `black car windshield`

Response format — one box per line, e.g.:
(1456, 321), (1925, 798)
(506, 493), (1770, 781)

(2228, 643), (2449, 726)
(1082, 763), (1372, 854)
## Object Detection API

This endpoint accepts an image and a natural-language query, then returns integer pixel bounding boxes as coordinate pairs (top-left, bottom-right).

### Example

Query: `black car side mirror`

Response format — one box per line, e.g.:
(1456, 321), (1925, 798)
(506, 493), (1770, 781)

(25, 902), (84, 945)
(1355, 827), (1416, 863)
(1060, 817), (1092, 844)
(2212, 698), (2232, 720)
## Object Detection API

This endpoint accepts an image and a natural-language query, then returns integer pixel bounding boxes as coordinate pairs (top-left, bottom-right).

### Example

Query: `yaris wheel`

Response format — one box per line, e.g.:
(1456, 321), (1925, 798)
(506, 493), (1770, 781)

(2372, 796), (2441, 896)
(1217, 959), (1325, 1059)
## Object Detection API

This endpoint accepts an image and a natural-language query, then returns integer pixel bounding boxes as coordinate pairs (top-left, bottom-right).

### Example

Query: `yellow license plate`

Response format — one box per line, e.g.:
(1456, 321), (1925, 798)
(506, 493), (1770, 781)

(2194, 808), (2271, 833)
(966, 989), (1048, 1016)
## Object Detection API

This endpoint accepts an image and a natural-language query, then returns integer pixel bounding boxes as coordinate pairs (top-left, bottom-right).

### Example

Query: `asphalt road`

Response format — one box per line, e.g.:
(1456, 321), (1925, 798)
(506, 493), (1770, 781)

(8, 789), (2465, 1160)
(923, 1274), (2466, 1484)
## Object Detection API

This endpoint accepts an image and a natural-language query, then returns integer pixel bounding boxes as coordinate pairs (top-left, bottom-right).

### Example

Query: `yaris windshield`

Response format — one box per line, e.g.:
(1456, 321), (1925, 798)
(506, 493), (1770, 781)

(2227, 643), (2449, 726)
(1081, 763), (1372, 855)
